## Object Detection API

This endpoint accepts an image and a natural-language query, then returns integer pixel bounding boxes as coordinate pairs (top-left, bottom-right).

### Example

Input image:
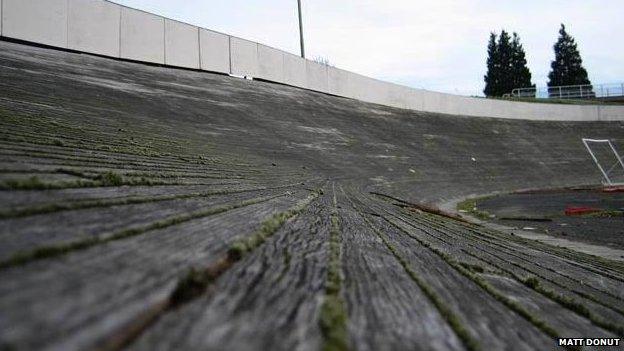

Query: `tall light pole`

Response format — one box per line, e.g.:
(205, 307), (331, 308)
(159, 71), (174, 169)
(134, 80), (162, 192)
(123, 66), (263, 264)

(297, 0), (305, 58)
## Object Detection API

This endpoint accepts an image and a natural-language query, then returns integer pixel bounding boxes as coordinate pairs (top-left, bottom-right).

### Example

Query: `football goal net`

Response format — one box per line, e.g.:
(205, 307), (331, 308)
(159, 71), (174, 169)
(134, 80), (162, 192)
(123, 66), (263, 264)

(582, 138), (624, 185)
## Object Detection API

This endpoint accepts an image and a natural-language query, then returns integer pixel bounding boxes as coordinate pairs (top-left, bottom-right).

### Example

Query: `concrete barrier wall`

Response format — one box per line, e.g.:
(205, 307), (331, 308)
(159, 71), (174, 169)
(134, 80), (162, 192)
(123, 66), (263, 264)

(68, 0), (120, 57)
(1, 0), (623, 122)
(306, 60), (328, 93)
(120, 6), (164, 64)
(164, 19), (199, 69)
(230, 36), (258, 77)
(327, 67), (350, 97)
(3, 0), (68, 48)
(257, 44), (284, 83)
(199, 28), (229, 74)
(283, 52), (306, 88)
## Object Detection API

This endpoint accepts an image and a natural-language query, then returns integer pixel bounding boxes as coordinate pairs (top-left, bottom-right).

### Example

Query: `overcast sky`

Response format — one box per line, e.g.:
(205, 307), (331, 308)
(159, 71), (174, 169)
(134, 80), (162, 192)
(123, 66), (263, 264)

(113, 0), (623, 96)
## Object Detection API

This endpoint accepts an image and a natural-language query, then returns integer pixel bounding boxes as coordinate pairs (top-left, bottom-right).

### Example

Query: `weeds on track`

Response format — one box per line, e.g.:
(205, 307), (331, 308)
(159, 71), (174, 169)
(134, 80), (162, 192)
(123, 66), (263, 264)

(0, 194), (287, 269)
(319, 209), (349, 351)
(521, 276), (624, 336)
(456, 197), (492, 220)
(362, 215), (480, 351)
(385, 215), (571, 342)
(171, 193), (318, 305)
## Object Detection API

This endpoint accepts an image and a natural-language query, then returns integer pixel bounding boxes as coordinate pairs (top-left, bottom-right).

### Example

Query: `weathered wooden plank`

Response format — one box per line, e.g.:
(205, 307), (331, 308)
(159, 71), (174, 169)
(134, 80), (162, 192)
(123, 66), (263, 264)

(0, 193), (307, 350)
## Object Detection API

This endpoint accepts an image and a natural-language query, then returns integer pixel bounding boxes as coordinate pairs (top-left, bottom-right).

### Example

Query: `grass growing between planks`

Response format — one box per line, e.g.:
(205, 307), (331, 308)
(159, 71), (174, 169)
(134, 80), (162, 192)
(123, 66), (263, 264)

(0, 183), (299, 219)
(419, 208), (624, 280)
(521, 276), (624, 336)
(399, 208), (624, 333)
(359, 213), (481, 351)
(171, 191), (318, 306)
(456, 197), (492, 220)
(99, 192), (319, 351)
(384, 215), (574, 342)
(0, 171), (197, 190)
(319, 208), (349, 351)
(0, 193), (288, 269)
(227, 192), (319, 260)
(459, 245), (624, 330)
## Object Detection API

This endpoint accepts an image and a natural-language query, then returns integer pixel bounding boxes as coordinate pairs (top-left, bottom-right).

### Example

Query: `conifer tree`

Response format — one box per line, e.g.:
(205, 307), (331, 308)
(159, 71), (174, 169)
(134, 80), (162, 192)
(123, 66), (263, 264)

(511, 32), (534, 96)
(497, 30), (514, 96)
(547, 24), (592, 97)
(484, 30), (533, 97)
(483, 33), (499, 97)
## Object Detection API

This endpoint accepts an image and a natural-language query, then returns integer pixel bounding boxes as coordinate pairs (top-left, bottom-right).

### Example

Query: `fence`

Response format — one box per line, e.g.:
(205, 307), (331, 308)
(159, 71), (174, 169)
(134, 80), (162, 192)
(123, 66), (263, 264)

(1, 0), (624, 121)
(512, 83), (624, 99)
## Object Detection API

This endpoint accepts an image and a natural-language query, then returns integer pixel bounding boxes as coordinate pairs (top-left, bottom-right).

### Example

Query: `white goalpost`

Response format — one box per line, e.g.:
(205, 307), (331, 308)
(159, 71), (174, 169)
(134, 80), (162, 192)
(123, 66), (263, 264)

(582, 138), (624, 185)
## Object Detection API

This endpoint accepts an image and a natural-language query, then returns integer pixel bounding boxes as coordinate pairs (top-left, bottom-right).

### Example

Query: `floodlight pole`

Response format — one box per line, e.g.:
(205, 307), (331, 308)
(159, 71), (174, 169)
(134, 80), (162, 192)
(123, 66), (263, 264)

(297, 0), (305, 58)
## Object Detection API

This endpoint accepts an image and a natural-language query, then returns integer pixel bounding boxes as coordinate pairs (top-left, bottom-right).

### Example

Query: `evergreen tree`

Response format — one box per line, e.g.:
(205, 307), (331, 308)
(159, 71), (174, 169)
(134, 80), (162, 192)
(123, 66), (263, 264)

(547, 24), (592, 98)
(510, 32), (534, 96)
(497, 30), (514, 96)
(483, 33), (499, 97)
(484, 30), (533, 97)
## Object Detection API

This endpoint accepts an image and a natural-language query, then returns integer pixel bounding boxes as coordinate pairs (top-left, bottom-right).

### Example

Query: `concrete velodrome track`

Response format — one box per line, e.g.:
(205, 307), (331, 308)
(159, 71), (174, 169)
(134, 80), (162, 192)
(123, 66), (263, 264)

(0, 40), (624, 350)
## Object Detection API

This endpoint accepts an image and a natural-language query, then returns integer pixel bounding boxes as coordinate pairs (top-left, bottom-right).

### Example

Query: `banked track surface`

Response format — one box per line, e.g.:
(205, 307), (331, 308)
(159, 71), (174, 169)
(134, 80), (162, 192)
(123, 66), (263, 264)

(0, 40), (623, 350)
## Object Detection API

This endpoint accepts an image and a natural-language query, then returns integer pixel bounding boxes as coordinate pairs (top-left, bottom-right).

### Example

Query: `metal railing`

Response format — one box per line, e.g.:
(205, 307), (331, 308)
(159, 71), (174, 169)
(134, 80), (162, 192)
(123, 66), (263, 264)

(512, 83), (624, 99)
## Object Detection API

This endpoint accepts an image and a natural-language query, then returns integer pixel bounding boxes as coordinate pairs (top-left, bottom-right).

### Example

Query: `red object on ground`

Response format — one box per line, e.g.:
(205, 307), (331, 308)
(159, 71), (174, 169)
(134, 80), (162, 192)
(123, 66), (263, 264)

(564, 205), (601, 216)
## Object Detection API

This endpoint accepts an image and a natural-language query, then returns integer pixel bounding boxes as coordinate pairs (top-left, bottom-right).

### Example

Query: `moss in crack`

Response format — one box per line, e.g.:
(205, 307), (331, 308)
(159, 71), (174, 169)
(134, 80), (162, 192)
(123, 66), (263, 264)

(0, 186), (283, 219)
(365, 217), (480, 351)
(456, 197), (492, 221)
(0, 176), (47, 190)
(523, 276), (540, 290)
(170, 268), (216, 306)
(459, 262), (485, 274)
(0, 194), (285, 269)
(97, 171), (123, 186)
(385, 216), (563, 342)
(319, 211), (349, 351)
(521, 276), (624, 336)
(227, 193), (318, 261)
(583, 210), (624, 218)
(319, 295), (349, 351)
(167, 255), (234, 308)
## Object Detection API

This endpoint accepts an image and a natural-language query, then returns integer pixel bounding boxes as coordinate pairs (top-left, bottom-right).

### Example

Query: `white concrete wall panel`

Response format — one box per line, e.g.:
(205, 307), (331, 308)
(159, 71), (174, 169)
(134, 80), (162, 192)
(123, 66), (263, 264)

(388, 83), (417, 110)
(327, 67), (350, 97)
(346, 72), (369, 102)
(598, 106), (624, 122)
(120, 7), (164, 64)
(404, 88), (425, 111)
(365, 78), (391, 105)
(68, 0), (120, 57)
(1, 0), (3, 37)
(2, 0), (67, 47)
(283, 53), (306, 88)
(230, 37), (257, 77)
(199, 29), (229, 74)
(257, 44), (284, 83)
(357, 76), (376, 103)
(164, 19), (199, 69)
(306, 61), (328, 93)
